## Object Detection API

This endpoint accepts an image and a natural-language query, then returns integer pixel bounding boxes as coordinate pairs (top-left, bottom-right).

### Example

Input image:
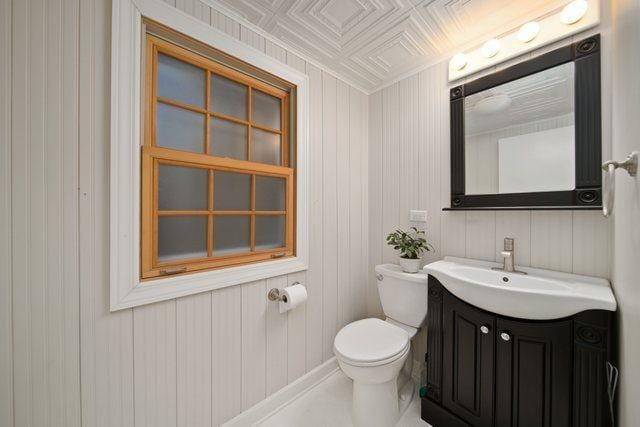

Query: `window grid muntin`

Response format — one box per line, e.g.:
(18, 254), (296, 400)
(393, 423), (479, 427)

(153, 158), (289, 268)
(152, 37), (286, 165)
(142, 35), (294, 279)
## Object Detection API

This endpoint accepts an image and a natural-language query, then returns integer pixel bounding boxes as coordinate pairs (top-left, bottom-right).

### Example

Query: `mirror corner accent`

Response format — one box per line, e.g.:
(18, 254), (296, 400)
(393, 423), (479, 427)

(574, 34), (600, 59)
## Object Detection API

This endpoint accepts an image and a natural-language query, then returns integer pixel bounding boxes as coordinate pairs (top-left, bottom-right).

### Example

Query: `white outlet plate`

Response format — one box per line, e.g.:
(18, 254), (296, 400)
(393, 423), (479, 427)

(409, 210), (428, 223)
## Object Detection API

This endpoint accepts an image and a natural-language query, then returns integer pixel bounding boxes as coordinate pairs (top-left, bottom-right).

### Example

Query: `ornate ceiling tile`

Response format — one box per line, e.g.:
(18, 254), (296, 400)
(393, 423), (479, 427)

(206, 0), (573, 92)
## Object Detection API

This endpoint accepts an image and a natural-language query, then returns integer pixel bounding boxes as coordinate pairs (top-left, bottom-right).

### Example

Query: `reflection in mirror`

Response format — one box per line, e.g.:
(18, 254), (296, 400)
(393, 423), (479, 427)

(464, 62), (575, 195)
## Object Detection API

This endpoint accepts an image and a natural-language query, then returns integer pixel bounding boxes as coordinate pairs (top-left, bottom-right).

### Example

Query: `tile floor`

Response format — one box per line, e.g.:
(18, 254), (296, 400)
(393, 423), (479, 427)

(258, 370), (431, 427)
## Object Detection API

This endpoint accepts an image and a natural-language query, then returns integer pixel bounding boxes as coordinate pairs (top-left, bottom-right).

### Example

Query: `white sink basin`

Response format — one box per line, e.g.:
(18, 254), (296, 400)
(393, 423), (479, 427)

(424, 257), (616, 320)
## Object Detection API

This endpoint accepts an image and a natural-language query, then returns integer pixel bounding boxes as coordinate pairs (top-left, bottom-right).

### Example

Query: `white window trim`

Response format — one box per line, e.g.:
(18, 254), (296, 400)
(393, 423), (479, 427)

(110, 0), (309, 311)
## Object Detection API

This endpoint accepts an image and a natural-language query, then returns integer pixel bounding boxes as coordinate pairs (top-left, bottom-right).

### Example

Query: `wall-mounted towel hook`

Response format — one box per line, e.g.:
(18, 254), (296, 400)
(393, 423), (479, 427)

(602, 151), (638, 217)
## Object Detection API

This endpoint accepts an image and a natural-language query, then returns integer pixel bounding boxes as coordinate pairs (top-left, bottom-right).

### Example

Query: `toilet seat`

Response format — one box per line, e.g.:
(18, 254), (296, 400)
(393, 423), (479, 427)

(334, 318), (410, 367)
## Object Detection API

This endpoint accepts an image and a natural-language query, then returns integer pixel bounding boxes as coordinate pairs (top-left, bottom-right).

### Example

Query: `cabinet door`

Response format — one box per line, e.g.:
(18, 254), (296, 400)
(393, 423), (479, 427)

(442, 293), (495, 427)
(495, 318), (572, 427)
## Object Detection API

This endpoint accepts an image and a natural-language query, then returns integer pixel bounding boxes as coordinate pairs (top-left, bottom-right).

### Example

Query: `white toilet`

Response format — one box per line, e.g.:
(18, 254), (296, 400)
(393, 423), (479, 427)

(333, 264), (429, 427)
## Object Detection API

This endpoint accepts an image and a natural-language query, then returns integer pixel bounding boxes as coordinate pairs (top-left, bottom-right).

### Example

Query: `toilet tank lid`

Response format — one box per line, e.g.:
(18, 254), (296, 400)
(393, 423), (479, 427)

(375, 264), (429, 283)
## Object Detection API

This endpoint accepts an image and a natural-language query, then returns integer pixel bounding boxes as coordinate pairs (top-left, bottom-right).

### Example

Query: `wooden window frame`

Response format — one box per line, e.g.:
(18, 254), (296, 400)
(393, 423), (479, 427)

(142, 35), (295, 279)
(109, 0), (309, 311)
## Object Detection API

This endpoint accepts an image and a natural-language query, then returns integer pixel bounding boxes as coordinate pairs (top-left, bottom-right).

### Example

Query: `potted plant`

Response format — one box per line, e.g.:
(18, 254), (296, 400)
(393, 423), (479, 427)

(386, 227), (434, 273)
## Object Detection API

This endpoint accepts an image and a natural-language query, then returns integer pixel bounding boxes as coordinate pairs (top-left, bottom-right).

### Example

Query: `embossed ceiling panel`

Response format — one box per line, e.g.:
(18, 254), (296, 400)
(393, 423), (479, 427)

(207, 0), (569, 92)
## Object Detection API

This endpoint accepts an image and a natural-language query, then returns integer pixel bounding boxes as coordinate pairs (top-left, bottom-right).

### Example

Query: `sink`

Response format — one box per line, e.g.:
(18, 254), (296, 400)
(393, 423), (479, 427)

(424, 256), (617, 320)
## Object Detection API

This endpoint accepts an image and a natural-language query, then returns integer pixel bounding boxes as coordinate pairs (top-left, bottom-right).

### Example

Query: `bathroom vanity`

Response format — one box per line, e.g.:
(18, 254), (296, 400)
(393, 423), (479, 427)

(421, 258), (616, 427)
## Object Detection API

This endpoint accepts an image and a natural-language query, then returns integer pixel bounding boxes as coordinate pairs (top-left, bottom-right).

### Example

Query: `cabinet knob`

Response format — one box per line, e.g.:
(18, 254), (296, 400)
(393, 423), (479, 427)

(500, 332), (511, 342)
(480, 325), (490, 334)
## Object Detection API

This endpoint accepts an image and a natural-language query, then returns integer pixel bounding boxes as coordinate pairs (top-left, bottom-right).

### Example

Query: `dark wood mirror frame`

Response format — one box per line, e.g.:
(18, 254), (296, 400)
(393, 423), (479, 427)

(447, 34), (602, 210)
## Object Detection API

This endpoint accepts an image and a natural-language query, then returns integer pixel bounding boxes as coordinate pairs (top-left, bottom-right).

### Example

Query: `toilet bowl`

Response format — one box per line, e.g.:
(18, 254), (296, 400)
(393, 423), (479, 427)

(334, 318), (411, 427)
(334, 264), (430, 427)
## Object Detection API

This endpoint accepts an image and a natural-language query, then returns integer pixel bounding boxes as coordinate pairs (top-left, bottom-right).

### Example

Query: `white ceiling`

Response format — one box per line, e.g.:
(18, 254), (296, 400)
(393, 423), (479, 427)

(465, 62), (575, 135)
(206, 0), (569, 93)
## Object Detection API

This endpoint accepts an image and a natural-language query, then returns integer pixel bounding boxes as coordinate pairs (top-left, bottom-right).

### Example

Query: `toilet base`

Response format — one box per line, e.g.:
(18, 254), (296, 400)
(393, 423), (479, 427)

(350, 360), (415, 427)
(352, 378), (399, 427)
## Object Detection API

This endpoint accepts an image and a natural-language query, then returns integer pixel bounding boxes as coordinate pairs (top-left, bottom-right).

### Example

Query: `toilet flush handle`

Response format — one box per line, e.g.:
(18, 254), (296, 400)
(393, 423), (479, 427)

(376, 274), (384, 281)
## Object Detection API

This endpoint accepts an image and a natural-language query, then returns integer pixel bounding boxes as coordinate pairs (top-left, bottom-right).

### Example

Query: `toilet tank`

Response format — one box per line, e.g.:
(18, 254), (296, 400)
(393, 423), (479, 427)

(376, 264), (429, 328)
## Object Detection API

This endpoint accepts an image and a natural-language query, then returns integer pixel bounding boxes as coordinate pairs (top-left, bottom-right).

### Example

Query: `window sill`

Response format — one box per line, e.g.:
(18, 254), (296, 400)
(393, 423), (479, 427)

(112, 256), (307, 311)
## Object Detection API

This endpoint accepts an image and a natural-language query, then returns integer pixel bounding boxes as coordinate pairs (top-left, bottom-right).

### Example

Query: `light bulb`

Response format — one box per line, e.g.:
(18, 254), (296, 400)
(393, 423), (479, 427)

(481, 39), (501, 58)
(450, 53), (468, 71)
(560, 0), (588, 24)
(517, 21), (540, 43)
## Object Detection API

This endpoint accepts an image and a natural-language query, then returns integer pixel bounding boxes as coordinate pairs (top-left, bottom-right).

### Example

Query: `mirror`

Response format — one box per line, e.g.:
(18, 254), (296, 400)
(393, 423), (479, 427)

(465, 63), (575, 195)
(449, 35), (602, 209)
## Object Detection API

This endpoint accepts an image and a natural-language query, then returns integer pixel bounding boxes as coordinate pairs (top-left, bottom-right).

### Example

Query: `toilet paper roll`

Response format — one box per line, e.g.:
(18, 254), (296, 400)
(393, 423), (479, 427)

(279, 283), (308, 314)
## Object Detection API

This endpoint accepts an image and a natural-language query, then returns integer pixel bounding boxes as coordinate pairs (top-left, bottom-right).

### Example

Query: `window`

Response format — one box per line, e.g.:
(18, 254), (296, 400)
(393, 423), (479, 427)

(141, 35), (295, 280)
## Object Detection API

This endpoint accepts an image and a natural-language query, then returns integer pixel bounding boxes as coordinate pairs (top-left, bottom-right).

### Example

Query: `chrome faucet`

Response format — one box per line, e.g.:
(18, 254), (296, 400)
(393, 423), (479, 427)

(493, 237), (527, 275)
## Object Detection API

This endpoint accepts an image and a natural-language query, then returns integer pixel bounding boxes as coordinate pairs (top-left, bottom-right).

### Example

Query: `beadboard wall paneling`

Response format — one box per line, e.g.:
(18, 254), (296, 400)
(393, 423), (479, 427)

(322, 72), (339, 362)
(368, 29), (612, 359)
(0, 0), (13, 425)
(133, 300), (178, 427)
(10, 0), (82, 426)
(6, 1), (369, 427)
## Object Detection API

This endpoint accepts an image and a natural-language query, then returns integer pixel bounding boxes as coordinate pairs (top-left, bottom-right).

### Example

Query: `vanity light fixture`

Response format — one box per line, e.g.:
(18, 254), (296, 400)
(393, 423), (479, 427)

(481, 39), (501, 58)
(517, 21), (540, 43)
(450, 53), (468, 70)
(560, 0), (588, 24)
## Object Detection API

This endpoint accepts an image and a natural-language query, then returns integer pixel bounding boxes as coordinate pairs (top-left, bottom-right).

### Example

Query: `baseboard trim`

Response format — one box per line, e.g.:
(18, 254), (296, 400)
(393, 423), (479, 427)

(223, 357), (340, 426)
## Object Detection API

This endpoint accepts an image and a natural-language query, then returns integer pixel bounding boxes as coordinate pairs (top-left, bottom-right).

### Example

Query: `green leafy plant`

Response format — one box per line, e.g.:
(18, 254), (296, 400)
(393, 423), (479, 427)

(386, 227), (434, 259)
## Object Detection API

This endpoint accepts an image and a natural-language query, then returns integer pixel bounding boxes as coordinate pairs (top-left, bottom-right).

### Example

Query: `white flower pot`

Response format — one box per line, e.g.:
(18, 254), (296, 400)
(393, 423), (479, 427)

(398, 257), (421, 273)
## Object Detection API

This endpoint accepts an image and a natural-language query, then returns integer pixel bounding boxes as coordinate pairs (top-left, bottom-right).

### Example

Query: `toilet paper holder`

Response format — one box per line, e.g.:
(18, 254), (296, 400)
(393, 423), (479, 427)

(268, 282), (301, 303)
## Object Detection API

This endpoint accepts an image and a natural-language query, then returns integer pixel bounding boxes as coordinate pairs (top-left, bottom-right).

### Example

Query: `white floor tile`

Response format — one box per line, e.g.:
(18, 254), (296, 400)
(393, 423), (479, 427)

(258, 370), (430, 427)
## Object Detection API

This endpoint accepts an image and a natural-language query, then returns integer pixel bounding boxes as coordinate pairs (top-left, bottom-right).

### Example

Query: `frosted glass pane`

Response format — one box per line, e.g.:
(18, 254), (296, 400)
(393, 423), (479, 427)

(158, 216), (207, 262)
(252, 90), (281, 129)
(211, 74), (247, 119)
(158, 53), (205, 107)
(252, 128), (281, 165)
(158, 164), (208, 211)
(213, 216), (250, 255)
(255, 176), (285, 211)
(157, 103), (205, 153)
(214, 171), (250, 211)
(255, 215), (285, 250)
(210, 118), (247, 160)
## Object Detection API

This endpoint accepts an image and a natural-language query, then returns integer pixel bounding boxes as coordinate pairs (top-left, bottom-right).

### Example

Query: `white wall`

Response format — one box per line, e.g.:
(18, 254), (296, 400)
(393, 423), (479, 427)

(466, 114), (575, 194)
(0, 0), (369, 426)
(368, 25), (612, 360)
(610, 0), (640, 425)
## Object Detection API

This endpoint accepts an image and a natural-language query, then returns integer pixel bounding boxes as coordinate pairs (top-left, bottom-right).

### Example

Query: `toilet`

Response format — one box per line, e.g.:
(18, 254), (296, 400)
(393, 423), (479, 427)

(333, 264), (429, 427)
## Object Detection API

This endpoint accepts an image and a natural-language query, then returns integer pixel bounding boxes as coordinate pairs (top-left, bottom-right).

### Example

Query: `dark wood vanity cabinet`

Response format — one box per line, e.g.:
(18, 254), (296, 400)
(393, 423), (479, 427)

(494, 317), (573, 427)
(442, 292), (495, 427)
(422, 276), (614, 427)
